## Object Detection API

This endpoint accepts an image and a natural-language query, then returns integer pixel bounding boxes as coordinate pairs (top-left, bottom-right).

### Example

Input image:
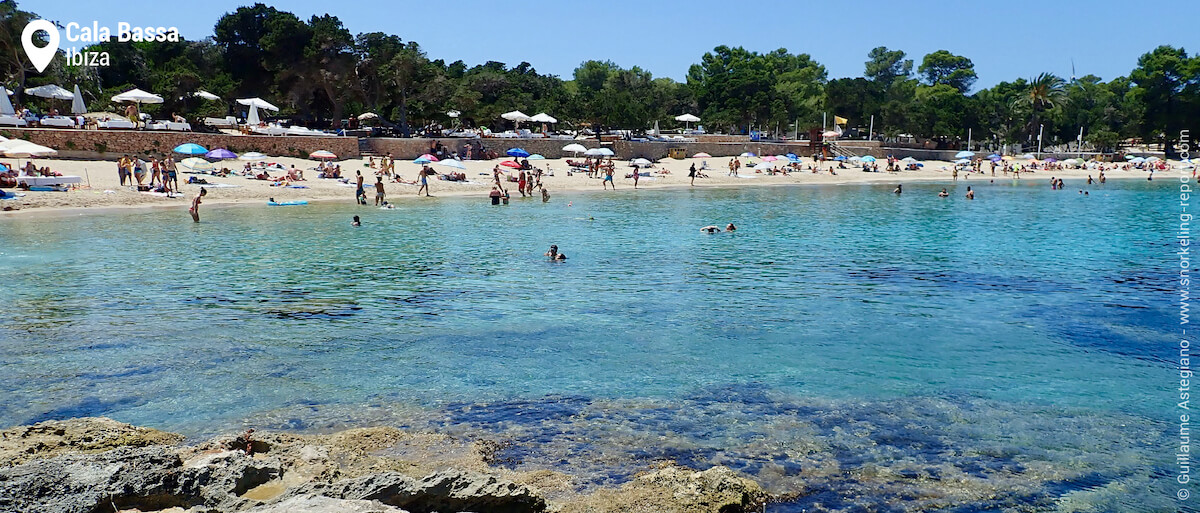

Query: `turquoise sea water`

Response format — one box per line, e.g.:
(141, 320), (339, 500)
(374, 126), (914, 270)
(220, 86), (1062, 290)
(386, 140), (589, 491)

(0, 179), (1186, 510)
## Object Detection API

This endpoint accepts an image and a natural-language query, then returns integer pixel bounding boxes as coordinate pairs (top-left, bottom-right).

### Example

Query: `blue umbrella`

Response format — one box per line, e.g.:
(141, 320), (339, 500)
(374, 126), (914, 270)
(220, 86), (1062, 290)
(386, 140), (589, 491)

(174, 143), (208, 155)
(414, 157), (431, 164)
(834, 156), (847, 161)
(861, 156), (877, 162)
(954, 151), (975, 159)
(507, 148), (530, 158)
(528, 154), (545, 160)
(205, 148), (236, 160)
(786, 153), (797, 159)
(987, 153), (1001, 159)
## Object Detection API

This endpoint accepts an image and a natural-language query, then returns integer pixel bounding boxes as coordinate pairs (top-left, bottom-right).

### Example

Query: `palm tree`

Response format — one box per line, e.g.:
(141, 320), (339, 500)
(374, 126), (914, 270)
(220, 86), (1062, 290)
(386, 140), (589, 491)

(1012, 73), (1067, 140)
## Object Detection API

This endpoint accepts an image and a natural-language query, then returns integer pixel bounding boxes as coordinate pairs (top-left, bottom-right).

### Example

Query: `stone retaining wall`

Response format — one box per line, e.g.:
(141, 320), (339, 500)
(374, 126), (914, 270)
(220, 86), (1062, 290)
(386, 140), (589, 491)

(0, 127), (359, 161)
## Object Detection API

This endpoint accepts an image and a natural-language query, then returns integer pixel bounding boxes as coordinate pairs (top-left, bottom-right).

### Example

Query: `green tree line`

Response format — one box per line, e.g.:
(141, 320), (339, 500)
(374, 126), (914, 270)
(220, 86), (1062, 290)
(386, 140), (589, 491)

(1, 1), (1197, 152)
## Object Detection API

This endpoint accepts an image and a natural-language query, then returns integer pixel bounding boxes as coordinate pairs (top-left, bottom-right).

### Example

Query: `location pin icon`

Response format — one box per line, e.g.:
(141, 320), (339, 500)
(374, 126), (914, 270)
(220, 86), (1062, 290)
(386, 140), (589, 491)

(22, 20), (59, 73)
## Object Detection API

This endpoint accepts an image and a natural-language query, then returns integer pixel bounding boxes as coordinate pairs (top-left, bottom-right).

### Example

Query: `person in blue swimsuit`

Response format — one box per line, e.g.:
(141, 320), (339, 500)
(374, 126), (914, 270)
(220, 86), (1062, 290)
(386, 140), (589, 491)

(603, 167), (615, 190)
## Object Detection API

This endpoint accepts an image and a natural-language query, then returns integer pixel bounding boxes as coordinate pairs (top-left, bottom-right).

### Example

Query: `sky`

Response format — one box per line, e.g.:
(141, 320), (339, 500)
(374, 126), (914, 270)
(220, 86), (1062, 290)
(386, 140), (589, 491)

(27, 0), (1199, 91)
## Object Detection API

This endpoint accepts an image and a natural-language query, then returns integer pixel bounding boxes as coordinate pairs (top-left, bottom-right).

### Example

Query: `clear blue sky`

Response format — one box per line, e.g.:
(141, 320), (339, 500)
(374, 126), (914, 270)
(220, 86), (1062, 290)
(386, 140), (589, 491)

(29, 0), (1198, 90)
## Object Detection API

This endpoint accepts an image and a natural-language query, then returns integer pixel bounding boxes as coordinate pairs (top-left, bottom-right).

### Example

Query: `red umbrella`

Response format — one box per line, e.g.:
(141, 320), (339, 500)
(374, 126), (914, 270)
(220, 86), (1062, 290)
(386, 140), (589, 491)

(500, 160), (520, 169)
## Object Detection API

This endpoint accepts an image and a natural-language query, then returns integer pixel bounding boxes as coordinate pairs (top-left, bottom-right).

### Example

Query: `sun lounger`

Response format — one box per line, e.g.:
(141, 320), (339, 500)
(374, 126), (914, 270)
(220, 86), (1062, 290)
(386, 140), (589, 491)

(98, 120), (136, 129)
(18, 175), (82, 186)
(204, 116), (238, 128)
(0, 115), (28, 127)
(38, 117), (76, 128)
(148, 121), (192, 131)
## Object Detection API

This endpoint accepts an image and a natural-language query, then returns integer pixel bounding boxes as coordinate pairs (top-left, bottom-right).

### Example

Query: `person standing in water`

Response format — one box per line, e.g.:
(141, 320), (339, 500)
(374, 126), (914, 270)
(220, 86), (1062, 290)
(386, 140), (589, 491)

(188, 187), (207, 222)
(689, 163), (697, 186)
(938, 188), (949, 197)
(894, 184), (902, 194)
(351, 215), (361, 226)
(965, 186), (975, 200)
(418, 166), (431, 197)
(374, 176), (385, 206)
(545, 245), (566, 260)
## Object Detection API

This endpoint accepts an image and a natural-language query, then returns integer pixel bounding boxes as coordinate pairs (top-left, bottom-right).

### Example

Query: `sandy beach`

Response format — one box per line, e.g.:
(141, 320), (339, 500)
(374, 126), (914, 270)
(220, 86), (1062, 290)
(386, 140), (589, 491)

(0, 154), (1174, 216)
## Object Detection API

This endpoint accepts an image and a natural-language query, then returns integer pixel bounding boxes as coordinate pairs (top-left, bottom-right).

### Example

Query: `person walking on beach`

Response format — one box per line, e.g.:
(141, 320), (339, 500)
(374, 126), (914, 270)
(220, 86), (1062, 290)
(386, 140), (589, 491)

(603, 166), (616, 190)
(689, 163), (697, 186)
(418, 166), (431, 197)
(355, 171), (366, 205)
(374, 176), (385, 206)
(728, 159), (736, 176)
(188, 187), (206, 222)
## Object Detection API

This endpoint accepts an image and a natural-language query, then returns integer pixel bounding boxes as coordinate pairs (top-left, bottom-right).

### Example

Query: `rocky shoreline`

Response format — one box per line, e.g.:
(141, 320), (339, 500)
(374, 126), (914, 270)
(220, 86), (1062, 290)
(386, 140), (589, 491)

(0, 417), (767, 513)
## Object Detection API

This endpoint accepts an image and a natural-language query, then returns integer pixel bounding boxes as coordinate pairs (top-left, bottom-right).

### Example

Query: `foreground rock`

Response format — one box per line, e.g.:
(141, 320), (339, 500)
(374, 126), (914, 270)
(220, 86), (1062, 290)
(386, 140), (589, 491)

(0, 417), (184, 466)
(0, 417), (764, 513)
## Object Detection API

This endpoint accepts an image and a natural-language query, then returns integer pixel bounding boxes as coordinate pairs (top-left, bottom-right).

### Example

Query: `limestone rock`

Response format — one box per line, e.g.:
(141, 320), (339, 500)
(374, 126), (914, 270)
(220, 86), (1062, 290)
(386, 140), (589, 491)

(560, 465), (766, 513)
(0, 445), (188, 513)
(244, 494), (408, 513)
(0, 417), (184, 466)
(286, 469), (546, 513)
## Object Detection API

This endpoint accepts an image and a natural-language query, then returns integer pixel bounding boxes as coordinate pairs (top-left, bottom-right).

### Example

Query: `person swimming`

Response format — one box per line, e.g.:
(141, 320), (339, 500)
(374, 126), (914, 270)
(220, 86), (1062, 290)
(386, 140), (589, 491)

(894, 184), (902, 194)
(545, 244), (566, 260)
(701, 225), (720, 233)
(352, 215), (361, 226)
(965, 186), (975, 200)
(938, 188), (949, 197)
(725, 223), (736, 232)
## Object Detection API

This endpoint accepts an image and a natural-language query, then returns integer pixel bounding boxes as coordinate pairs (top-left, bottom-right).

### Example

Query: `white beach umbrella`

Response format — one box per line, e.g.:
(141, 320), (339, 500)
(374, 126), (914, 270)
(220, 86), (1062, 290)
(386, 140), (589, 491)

(26, 84), (73, 100)
(193, 90), (220, 101)
(585, 147), (614, 157)
(438, 159), (466, 170)
(239, 152), (267, 161)
(562, 143), (587, 154)
(111, 88), (164, 105)
(0, 139), (57, 157)
(530, 112), (557, 123)
(501, 110), (531, 122)
(754, 161), (773, 170)
(632, 158), (653, 167)
(0, 87), (15, 115)
(236, 97), (279, 111)
(357, 112), (378, 120)
(674, 113), (700, 123)
(71, 85), (86, 115)
(247, 104), (261, 125)
(446, 110), (461, 118)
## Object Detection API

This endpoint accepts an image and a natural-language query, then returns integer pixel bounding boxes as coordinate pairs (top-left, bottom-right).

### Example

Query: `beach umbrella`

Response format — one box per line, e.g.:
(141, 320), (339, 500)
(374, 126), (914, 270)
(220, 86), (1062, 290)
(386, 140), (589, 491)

(357, 112), (378, 120)
(0, 139), (56, 157)
(674, 113), (700, 123)
(71, 85), (86, 115)
(1129, 157), (1146, 163)
(862, 155), (877, 162)
(239, 152), (267, 161)
(506, 148), (530, 158)
(309, 150), (337, 160)
(753, 162), (773, 170)
(25, 84), (73, 100)
(786, 153), (798, 159)
(438, 159), (466, 169)
(413, 157), (431, 164)
(986, 153), (1001, 159)
(901, 156), (917, 162)
(632, 158), (653, 167)
(1147, 156), (1161, 162)
(693, 152), (712, 158)
(418, 153), (439, 162)
(236, 97), (280, 111)
(501, 111), (531, 125)
(528, 154), (545, 160)
(446, 110), (461, 118)
(173, 143), (208, 155)
(111, 88), (163, 105)
(833, 156), (847, 161)
(0, 87), (14, 115)
(529, 113), (557, 123)
(192, 90), (220, 101)
(954, 158), (971, 165)
(740, 152), (757, 157)
(955, 151), (975, 159)
(206, 148), (236, 160)
(585, 147), (613, 157)
(774, 155), (790, 160)
(563, 143), (587, 154)
(762, 156), (778, 162)
(179, 157), (214, 172)
(500, 160), (520, 168)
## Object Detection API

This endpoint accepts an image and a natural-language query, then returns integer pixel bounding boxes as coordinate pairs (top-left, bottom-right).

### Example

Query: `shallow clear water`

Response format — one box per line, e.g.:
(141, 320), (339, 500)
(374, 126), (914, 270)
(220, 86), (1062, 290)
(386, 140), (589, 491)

(0, 179), (1186, 510)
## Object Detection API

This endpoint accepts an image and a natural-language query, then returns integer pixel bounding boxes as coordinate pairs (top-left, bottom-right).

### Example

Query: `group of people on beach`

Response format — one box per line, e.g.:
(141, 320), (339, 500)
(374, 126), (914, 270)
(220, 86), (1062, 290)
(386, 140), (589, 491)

(117, 154), (180, 194)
